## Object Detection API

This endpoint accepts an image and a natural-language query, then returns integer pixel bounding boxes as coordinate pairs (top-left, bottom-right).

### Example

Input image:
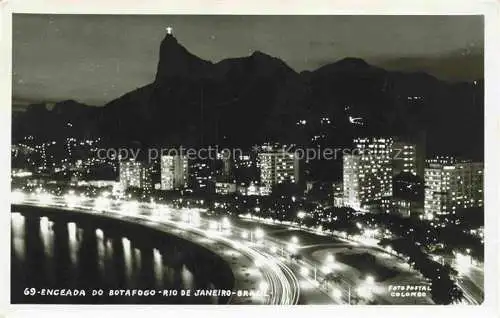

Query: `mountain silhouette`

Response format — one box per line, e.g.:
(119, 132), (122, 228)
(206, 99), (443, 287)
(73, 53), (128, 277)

(13, 32), (484, 161)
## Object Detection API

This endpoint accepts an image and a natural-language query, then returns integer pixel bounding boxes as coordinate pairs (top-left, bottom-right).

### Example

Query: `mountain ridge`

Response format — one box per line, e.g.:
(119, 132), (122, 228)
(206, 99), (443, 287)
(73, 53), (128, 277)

(13, 33), (484, 160)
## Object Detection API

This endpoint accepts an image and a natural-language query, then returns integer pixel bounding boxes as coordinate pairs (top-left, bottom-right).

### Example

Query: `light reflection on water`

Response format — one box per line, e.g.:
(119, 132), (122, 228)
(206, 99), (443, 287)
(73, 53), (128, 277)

(10, 211), (221, 304)
(153, 248), (163, 289)
(96, 228), (105, 277)
(42, 218), (55, 258)
(133, 247), (142, 273)
(182, 265), (195, 290)
(11, 212), (26, 261)
(122, 237), (133, 285)
(68, 222), (79, 266)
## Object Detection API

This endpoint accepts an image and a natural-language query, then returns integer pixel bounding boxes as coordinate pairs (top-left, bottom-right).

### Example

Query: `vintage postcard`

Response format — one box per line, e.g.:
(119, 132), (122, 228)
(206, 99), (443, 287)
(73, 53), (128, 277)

(3, 1), (499, 317)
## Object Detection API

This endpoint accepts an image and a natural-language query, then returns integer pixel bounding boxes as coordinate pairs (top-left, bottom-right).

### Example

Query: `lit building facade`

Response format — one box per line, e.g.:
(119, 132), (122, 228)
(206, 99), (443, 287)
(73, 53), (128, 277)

(333, 182), (344, 208)
(119, 160), (151, 190)
(190, 160), (215, 193)
(426, 156), (456, 166)
(215, 182), (237, 195)
(140, 166), (153, 191)
(381, 196), (422, 217)
(258, 148), (300, 191)
(343, 137), (393, 211)
(218, 150), (235, 182)
(160, 155), (189, 190)
(234, 183), (270, 196)
(343, 154), (361, 210)
(392, 141), (417, 176)
(424, 161), (483, 220)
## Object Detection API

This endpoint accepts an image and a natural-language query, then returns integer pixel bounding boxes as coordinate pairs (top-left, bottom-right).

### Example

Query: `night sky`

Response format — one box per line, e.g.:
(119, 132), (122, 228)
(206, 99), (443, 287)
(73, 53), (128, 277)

(12, 14), (483, 106)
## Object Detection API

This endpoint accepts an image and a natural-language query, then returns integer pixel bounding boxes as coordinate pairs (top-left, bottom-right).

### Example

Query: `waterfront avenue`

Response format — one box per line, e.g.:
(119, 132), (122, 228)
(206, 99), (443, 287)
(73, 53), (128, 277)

(12, 190), (478, 305)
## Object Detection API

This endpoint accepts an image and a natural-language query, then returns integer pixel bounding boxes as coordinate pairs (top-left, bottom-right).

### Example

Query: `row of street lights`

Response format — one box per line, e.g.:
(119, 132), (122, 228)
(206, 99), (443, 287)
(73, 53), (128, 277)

(295, 251), (376, 304)
(17, 189), (380, 305)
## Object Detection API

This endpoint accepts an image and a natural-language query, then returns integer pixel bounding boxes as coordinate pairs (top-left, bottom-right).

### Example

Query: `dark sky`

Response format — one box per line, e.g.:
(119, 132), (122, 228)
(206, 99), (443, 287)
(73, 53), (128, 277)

(12, 14), (483, 106)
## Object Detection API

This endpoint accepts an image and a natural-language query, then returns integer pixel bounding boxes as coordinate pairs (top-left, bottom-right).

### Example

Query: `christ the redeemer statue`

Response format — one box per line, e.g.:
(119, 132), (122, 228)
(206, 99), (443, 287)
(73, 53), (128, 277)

(166, 26), (173, 35)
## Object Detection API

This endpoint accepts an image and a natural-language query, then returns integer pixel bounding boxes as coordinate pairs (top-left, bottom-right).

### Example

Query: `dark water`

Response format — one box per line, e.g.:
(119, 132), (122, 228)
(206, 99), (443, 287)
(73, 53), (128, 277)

(11, 208), (234, 304)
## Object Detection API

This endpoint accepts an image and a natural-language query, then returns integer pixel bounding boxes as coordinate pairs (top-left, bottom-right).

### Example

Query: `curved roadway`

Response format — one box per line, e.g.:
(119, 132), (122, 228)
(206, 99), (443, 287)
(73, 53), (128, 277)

(12, 195), (300, 305)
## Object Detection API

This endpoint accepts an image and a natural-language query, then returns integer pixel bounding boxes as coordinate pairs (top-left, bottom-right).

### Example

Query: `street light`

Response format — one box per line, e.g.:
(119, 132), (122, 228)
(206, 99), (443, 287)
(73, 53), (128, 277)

(12, 190), (26, 204)
(297, 211), (306, 228)
(159, 204), (171, 218)
(209, 220), (219, 231)
(326, 253), (335, 263)
(255, 257), (264, 268)
(365, 275), (375, 285)
(186, 210), (199, 226)
(287, 242), (298, 254)
(64, 191), (80, 208)
(94, 196), (110, 212)
(38, 192), (53, 206)
(122, 200), (138, 215)
(255, 227), (265, 240)
(356, 285), (371, 299)
(356, 276), (375, 300)
(332, 288), (342, 299)
(181, 212), (190, 223)
(221, 217), (231, 229)
(321, 264), (333, 275)
(259, 281), (269, 293)
(287, 236), (300, 256)
(456, 252), (472, 275)
(300, 266), (310, 276)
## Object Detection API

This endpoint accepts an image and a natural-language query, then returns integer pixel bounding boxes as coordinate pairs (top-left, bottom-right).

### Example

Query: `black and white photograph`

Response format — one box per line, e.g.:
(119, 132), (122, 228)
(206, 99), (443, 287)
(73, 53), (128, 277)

(8, 9), (490, 308)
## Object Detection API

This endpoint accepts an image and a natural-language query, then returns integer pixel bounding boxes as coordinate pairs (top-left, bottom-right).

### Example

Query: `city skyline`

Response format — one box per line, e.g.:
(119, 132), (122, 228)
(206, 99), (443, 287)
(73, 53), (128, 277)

(13, 14), (483, 106)
(11, 134), (485, 305)
(10, 13), (485, 307)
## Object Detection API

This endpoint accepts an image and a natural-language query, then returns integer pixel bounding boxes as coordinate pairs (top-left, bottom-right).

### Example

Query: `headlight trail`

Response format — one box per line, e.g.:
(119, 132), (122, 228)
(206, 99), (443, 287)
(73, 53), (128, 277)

(12, 192), (300, 305)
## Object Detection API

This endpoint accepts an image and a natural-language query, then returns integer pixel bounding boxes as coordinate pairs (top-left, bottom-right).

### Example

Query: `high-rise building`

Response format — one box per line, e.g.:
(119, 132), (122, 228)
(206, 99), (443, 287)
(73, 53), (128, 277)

(119, 160), (152, 190)
(392, 141), (417, 176)
(160, 155), (189, 190)
(343, 137), (393, 211)
(189, 159), (215, 193)
(332, 182), (344, 208)
(218, 150), (235, 182)
(140, 165), (153, 191)
(258, 148), (300, 191)
(390, 133), (426, 177)
(237, 182), (270, 196)
(215, 182), (237, 195)
(426, 156), (457, 166)
(424, 160), (483, 220)
(393, 172), (424, 201)
(380, 196), (423, 218)
(343, 154), (361, 210)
